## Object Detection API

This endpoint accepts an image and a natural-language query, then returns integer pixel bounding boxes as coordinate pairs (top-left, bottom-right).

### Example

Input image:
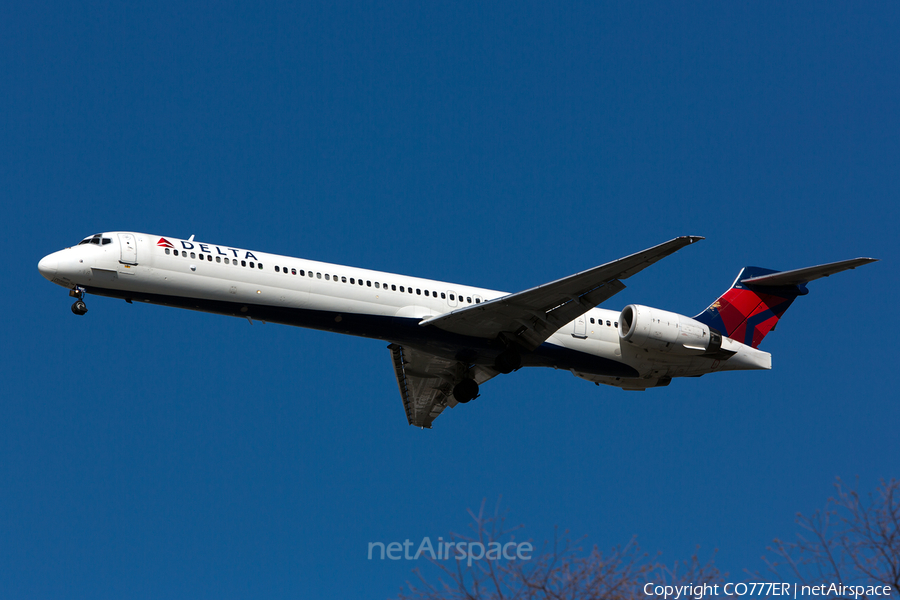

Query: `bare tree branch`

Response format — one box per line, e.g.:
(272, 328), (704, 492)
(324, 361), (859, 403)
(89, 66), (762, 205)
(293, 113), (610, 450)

(396, 499), (722, 600)
(761, 478), (900, 598)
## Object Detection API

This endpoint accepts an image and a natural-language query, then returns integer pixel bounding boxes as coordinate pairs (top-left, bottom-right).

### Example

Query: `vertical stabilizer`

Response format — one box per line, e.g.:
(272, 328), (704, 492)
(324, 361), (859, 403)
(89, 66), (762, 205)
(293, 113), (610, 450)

(693, 257), (876, 348)
(693, 267), (805, 348)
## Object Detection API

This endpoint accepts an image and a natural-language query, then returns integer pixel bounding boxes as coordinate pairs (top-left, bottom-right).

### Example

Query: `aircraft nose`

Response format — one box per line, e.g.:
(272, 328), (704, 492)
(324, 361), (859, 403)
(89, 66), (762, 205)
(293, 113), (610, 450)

(38, 253), (58, 281)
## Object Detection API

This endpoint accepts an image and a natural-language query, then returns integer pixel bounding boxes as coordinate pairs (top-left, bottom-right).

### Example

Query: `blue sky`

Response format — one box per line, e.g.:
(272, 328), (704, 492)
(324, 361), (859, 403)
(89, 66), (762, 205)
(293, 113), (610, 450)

(2, 2), (898, 598)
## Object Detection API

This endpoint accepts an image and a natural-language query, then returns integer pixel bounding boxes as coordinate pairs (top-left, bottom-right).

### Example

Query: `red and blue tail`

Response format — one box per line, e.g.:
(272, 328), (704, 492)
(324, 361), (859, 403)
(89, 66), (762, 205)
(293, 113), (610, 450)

(693, 267), (805, 348)
(693, 258), (877, 348)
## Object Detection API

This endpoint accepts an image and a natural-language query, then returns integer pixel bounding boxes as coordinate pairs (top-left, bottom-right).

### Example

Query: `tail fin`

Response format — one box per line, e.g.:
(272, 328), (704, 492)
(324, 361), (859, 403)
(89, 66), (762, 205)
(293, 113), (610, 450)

(694, 258), (877, 348)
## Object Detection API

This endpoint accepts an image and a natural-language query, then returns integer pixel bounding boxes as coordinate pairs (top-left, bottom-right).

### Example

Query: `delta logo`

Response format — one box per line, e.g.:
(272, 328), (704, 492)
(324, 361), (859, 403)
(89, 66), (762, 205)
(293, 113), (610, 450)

(159, 236), (259, 260)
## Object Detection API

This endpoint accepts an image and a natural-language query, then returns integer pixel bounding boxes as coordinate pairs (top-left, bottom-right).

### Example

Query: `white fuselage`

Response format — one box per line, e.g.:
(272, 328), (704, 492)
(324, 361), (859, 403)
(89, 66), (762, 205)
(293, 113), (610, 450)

(38, 232), (771, 390)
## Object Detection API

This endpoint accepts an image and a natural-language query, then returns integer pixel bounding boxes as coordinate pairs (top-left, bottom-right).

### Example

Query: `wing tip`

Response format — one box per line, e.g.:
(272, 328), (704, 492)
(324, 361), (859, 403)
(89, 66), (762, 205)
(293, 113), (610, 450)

(678, 235), (705, 244)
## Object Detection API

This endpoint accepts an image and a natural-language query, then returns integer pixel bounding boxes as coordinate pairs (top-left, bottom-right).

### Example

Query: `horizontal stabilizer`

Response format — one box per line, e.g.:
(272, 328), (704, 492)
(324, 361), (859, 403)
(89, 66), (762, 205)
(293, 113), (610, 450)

(741, 258), (878, 287)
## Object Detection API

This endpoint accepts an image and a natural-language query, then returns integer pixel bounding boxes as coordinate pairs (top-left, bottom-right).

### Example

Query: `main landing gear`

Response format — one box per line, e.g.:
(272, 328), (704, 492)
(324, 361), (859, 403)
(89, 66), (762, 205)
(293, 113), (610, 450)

(69, 287), (88, 315)
(452, 378), (479, 404)
(452, 344), (522, 404)
(493, 347), (522, 374)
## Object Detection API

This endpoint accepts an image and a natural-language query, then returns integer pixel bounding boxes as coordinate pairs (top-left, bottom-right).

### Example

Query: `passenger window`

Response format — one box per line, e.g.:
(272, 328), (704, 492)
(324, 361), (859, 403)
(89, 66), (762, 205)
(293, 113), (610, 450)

(349, 278), (354, 284)
(399, 286), (404, 292)
(342, 276), (347, 283)
(225, 258), (230, 264)
(467, 297), (471, 303)
(416, 289), (421, 295)
(241, 260), (247, 267)
(325, 274), (330, 280)
(367, 281), (372, 287)
(440, 292), (445, 299)
(258, 264), (263, 269)
(449, 294), (454, 301)
(590, 318), (595, 324)
(208, 255), (212, 261)
(606, 320), (611, 326)
(475, 298), (481, 304)
(165, 248), (170, 255)
(190, 252), (196, 259)
(358, 279), (363, 286)
(424, 290), (429, 296)
(374, 282), (380, 289)
(409, 288), (413, 294)
(276, 266), (281, 272)
(292, 268), (297, 275)
(614, 322), (618, 328)
(392, 285), (397, 291)
(249, 262), (255, 268)
(216, 256), (221, 263)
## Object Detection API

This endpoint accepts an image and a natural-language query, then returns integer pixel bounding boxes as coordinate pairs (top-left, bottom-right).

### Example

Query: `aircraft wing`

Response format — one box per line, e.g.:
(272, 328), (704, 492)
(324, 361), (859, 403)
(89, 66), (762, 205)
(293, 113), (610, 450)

(419, 236), (703, 350)
(388, 344), (499, 428)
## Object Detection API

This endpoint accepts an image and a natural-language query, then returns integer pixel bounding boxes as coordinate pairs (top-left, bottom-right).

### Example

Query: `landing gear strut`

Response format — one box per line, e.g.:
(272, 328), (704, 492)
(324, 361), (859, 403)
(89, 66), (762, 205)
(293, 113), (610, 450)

(453, 378), (479, 403)
(69, 286), (88, 315)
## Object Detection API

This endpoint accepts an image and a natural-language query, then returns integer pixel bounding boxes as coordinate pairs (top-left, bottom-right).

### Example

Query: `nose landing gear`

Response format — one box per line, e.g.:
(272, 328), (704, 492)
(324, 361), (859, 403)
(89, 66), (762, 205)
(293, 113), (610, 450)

(69, 286), (88, 315)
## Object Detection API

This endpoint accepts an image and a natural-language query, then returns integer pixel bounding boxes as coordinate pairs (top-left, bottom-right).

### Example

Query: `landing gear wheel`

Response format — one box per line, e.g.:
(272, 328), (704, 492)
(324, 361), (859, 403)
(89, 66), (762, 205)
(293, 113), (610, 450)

(71, 300), (88, 315)
(453, 378), (479, 404)
(494, 348), (522, 374)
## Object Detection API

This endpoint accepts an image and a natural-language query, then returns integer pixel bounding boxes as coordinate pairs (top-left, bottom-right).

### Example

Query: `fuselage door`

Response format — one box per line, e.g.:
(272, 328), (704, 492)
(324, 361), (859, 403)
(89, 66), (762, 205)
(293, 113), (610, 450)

(118, 233), (138, 265)
(572, 316), (588, 339)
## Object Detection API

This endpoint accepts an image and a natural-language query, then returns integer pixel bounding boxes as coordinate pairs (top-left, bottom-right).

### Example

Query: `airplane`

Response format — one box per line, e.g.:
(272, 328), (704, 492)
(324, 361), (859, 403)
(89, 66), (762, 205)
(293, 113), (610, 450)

(38, 232), (876, 428)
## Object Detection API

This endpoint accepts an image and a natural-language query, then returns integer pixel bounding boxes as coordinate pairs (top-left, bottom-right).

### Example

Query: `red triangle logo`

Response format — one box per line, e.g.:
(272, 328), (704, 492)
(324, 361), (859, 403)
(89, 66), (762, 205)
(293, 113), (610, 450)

(157, 238), (175, 248)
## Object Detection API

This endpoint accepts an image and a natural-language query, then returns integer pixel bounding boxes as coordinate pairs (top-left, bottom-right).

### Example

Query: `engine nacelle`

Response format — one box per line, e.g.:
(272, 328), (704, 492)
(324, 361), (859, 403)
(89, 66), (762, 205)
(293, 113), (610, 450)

(619, 304), (721, 354)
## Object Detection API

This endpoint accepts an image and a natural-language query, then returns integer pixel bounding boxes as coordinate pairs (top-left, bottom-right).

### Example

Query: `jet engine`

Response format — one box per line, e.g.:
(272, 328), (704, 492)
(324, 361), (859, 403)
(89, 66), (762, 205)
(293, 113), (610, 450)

(618, 304), (724, 355)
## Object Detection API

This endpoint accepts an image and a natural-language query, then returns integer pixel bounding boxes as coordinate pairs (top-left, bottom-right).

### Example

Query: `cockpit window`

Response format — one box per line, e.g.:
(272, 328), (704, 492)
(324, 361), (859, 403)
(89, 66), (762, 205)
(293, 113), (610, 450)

(78, 234), (108, 246)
